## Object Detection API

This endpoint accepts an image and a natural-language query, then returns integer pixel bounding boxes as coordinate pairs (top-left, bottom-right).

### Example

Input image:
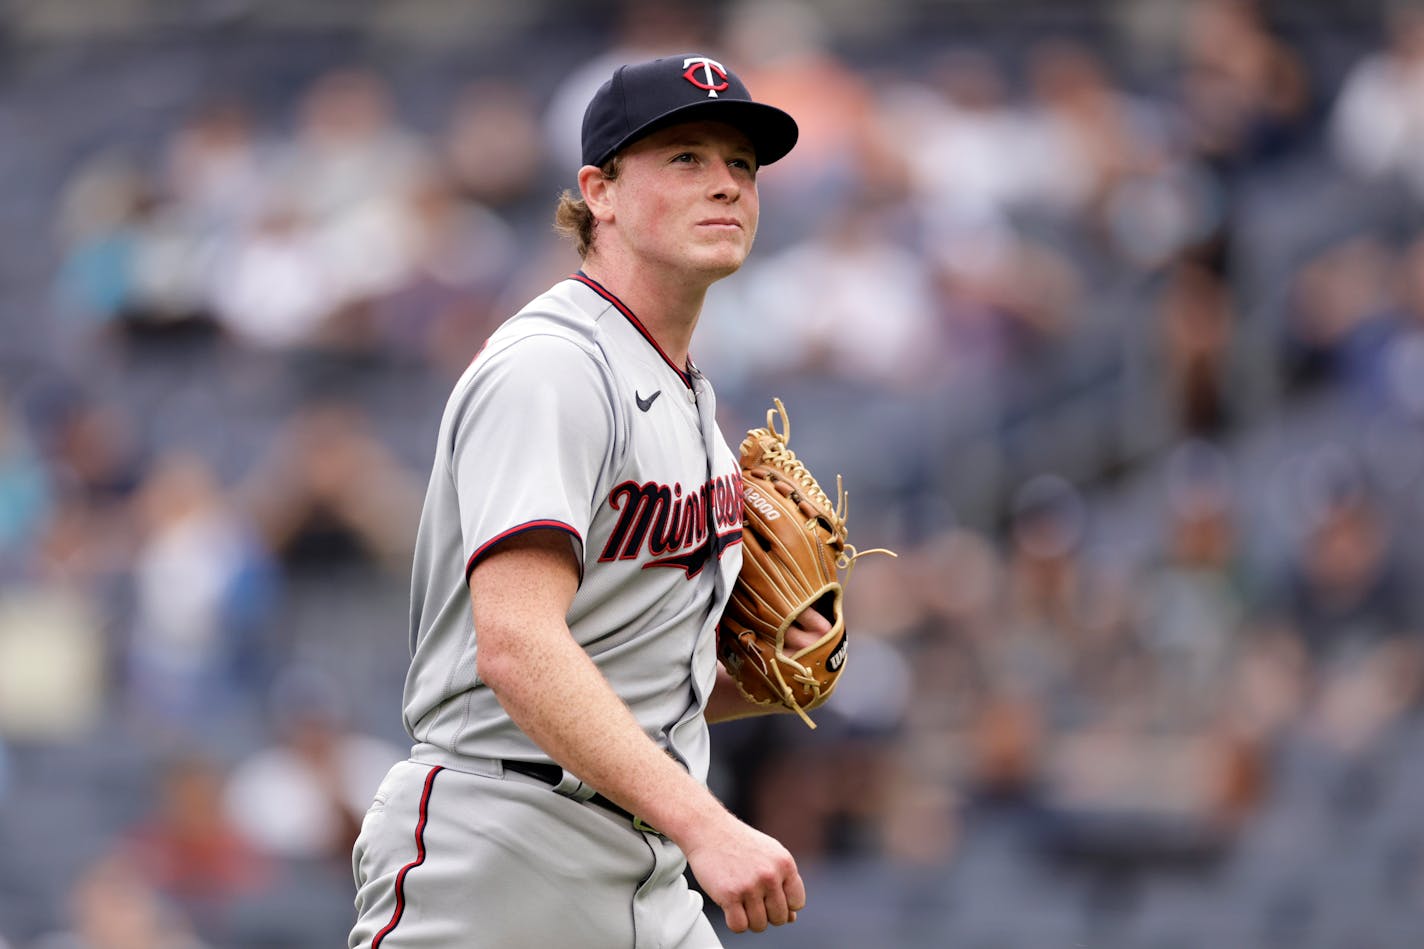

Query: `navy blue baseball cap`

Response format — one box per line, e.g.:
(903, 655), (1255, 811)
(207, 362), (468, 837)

(581, 54), (799, 169)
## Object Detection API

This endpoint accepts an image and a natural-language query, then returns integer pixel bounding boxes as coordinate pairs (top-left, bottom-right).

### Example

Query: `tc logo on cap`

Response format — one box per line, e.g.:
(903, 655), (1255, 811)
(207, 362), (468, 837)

(682, 56), (730, 98)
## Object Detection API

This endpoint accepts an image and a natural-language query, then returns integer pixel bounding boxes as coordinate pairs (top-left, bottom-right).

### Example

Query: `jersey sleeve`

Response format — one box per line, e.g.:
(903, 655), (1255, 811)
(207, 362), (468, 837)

(448, 333), (615, 578)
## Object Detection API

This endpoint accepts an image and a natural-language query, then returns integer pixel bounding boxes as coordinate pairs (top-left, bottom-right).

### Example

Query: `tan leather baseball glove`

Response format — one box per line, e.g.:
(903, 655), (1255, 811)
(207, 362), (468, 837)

(718, 399), (895, 728)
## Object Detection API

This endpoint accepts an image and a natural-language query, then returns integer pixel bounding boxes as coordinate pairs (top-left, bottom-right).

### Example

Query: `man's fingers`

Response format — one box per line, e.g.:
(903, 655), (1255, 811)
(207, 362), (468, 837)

(787, 871), (807, 913)
(790, 605), (831, 638)
(786, 608), (832, 653)
(723, 902), (748, 934)
(764, 885), (791, 927)
(743, 896), (770, 933)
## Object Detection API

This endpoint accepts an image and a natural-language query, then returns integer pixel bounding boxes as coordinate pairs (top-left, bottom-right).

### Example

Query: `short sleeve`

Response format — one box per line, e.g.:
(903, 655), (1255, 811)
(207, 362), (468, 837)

(448, 333), (615, 576)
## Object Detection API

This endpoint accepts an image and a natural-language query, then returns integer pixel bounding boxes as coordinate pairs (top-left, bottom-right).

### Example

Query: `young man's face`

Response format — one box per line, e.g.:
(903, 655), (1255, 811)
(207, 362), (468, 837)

(598, 120), (760, 282)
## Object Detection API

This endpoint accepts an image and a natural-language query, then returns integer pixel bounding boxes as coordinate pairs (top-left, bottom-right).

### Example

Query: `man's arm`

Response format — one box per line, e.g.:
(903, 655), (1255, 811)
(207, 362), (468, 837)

(469, 528), (806, 934)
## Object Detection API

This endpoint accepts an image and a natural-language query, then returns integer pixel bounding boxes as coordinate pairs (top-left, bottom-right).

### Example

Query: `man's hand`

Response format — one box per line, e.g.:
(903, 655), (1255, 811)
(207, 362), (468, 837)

(680, 813), (807, 933)
(705, 605), (834, 725)
(784, 605), (831, 652)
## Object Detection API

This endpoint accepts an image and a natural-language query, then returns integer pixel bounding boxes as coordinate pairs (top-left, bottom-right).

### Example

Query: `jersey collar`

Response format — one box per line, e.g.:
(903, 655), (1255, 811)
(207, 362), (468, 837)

(569, 272), (693, 390)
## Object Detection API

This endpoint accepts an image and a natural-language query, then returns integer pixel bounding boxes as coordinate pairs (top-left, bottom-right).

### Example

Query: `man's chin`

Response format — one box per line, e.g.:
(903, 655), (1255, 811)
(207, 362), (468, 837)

(695, 247), (751, 281)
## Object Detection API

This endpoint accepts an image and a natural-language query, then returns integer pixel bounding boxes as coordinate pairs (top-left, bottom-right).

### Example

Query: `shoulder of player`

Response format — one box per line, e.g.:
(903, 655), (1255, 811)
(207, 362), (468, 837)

(477, 282), (610, 365)
(438, 281), (632, 423)
(445, 314), (612, 410)
(437, 324), (622, 458)
(449, 331), (608, 414)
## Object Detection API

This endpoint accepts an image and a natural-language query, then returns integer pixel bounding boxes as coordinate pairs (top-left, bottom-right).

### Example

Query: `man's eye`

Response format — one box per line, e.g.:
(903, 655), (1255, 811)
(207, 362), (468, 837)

(672, 152), (695, 163)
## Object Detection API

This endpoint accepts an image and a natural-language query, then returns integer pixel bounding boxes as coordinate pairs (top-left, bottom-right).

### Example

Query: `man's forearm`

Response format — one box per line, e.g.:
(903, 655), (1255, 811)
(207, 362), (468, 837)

(705, 664), (785, 724)
(480, 617), (733, 846)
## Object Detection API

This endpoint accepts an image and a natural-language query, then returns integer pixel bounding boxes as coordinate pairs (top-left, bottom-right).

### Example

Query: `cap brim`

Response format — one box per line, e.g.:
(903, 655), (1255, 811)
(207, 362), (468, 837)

(594, 99), (799, 169)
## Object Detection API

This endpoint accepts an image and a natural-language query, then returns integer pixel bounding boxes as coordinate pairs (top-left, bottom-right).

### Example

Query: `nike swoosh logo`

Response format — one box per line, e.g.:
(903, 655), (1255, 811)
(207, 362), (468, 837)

(635, 390), (662, 412)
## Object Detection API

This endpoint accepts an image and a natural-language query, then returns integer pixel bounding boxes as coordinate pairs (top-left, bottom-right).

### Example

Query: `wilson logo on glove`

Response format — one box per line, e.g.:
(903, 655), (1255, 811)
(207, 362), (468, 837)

(716, 398), (895, 728)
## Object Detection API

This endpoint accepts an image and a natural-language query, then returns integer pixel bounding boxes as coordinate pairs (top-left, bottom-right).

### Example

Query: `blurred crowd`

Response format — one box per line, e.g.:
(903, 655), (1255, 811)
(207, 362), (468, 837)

(3, 0), (1424, 946)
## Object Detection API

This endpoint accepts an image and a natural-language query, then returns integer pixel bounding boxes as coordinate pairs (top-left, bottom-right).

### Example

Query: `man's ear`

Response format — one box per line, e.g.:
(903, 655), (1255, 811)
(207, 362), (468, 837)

(579, 164), (615, 223)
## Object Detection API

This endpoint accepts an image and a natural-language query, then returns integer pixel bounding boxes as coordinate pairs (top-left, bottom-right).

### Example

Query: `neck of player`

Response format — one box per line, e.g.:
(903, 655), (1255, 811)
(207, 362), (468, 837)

(581, 257), (711, 371)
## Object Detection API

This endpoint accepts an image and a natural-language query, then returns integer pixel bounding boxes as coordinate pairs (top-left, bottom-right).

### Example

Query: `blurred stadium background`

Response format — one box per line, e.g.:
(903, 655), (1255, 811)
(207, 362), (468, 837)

(2, 0), (1424, 946)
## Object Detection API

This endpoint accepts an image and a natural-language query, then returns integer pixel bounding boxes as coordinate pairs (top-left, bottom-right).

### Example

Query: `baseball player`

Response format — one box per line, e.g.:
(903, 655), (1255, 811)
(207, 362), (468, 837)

(349, 54), (824, 948)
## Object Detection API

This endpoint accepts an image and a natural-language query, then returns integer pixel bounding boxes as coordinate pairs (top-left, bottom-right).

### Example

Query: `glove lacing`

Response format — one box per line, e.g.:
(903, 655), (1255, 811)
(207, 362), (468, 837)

(760, 398), (843, 524)
(761, 398), (897, 580)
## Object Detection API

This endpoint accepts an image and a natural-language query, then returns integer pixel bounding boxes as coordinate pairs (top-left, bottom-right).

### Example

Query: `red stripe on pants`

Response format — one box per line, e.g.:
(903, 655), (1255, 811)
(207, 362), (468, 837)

(372, 765), (443, 948)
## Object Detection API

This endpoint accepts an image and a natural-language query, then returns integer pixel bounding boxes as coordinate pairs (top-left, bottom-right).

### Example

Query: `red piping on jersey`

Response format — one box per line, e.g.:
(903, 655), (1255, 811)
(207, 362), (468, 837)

(371, 765), (443, 949)
(465, 520), (582, 580)
(568, 273), (693, 389)
(466, 338), (489, 369)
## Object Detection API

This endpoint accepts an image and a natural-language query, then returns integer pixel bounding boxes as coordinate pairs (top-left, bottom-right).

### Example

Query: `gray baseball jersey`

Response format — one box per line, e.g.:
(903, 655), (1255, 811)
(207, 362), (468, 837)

(350, 273), (743, 949)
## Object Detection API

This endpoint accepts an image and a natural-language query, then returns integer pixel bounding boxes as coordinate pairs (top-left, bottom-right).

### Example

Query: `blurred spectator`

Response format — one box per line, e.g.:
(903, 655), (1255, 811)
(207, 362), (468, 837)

(160, 100), (268, 235)
(211, 69), (430, 356)
(0, 393), (52, 572)
(1127, 443), (1271, 824)
(1173, 0), (1313, 314)
(1165, 257), (1238, 437)
(275, 68), (428, 227)
(51, 155), (148, 334)
(1282, 232), (1400, 403)
(1018, 38), (1224, 280)
(237, 403), (421, 576)
(1018, 40), (1171, 226)
(1329, 0), (1424, 202)
(1381, 233), (1424, 420)
(223, 664), (402, 868)
(1133, 441), (1250, 712)
(965, 692), (1048, 815)
(1344, 229), (1424, 421)
(125, 451), (276, 728)
(440, 79), (547, 214)
(1177, 0), (1312, 174)
(882, 49), (1028, 229)
(989, 473), (1129, 713)
(927, 222), (1084, 388)
(8, 389), (143, 735)
(875, 51), (1093, 391)
(1043, 720), (1256, 857)
(1266, 450), (1423, 756)
(28, 386), (146, 520)
(1271, 449), (1417, 663)
(207, 190), (342, 351)
(27, 851), (211, 949)
(370, 168), (520, 375)
(1126, 256), (1240, 450)
(51, 155), (218, 346)
(116, 753), (269, 943)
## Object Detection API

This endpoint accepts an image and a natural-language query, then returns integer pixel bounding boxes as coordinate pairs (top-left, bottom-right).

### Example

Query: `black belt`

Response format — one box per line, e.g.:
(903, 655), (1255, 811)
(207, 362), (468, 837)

(501, 760), (651, 830)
